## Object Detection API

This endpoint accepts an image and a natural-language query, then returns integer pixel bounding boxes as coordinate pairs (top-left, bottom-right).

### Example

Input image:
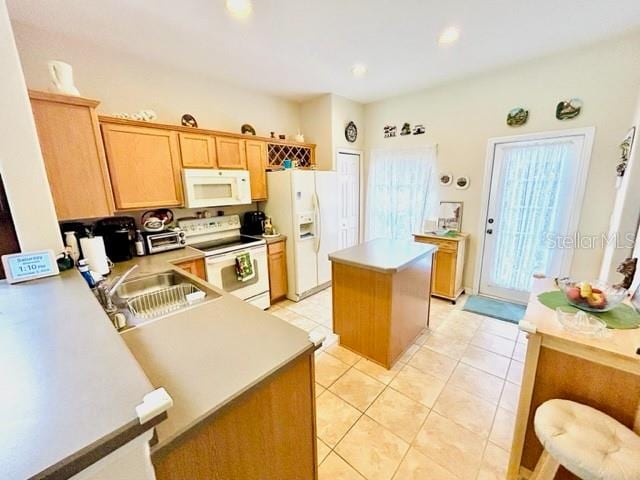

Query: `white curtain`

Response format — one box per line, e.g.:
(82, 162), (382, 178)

(365, 146), (439, 240)
(492, 141), (573, 291)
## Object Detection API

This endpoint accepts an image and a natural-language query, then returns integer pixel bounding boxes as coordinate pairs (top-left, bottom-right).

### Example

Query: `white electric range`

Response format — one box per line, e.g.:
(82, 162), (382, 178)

(177, 215), (270, 309)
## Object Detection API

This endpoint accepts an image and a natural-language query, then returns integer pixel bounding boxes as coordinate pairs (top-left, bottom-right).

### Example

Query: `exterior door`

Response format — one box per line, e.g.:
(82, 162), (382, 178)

(336, 151), (361, 248)
(479, 132), (592, 303)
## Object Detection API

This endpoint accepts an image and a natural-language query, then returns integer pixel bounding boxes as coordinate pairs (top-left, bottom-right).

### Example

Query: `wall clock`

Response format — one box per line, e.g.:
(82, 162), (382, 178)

(345, 121), (358, 143)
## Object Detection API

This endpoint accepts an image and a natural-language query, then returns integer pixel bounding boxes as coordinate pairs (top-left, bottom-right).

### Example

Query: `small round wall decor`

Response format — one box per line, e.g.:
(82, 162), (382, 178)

(455, 176), (470, 190)
(345, 121), (358, 143)
(439, 173), (453, 186)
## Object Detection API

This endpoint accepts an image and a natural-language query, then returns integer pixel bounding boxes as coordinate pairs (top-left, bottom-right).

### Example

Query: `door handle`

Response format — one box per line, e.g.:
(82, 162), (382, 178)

(486, 229), (493, 235)
(488, 218), (494, 224)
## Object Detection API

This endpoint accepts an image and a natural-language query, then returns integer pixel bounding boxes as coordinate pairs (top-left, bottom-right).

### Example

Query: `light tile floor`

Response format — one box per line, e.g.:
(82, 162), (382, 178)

(269, 289), (525, 480)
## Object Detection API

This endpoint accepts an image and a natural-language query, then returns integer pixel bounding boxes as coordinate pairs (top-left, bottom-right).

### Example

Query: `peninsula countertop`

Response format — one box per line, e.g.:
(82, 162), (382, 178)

(0, 271), (162, 480)
(113, 249), (315, 453)
(329, 238), (438, 273)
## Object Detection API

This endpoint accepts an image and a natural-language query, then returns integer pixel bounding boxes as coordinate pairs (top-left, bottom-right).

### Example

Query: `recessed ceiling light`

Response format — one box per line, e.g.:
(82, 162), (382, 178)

(351, 64), (368, 77)
(438, 26), (460, 46)
(225, 0), (253, 19)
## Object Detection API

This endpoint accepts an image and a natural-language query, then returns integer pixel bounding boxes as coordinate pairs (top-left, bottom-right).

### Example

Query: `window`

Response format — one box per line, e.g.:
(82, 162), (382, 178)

(366, 147), (439, 240)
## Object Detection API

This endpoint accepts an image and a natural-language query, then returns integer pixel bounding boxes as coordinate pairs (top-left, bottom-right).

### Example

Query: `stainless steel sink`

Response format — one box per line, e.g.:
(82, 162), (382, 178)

(110, 270), (220, 327)
(115, 271), (192, 300)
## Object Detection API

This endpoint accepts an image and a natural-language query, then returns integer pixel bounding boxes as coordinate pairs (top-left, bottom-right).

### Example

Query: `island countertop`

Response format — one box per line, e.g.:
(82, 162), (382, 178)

(329, 238), (437, 273)
(0, 271), (162, 480)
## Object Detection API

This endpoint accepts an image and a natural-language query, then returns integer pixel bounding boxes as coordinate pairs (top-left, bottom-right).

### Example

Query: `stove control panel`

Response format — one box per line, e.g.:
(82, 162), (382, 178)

(178, 215), (241, 237)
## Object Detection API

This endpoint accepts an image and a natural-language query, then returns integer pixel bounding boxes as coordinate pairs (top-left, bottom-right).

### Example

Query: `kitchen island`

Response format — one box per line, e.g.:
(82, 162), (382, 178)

(329, 239), (437, 369)
(509, 277), (640, 479)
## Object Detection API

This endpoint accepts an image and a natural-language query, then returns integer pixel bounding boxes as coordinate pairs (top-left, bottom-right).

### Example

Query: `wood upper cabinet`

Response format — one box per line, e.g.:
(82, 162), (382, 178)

(178, 132), (217, 168)
(29, 90), (114, 220)
(101, 123), (184, 210)
(267, 239), (288, 302)
(245, 140), (268, 201)
(215, 136), (247, 169)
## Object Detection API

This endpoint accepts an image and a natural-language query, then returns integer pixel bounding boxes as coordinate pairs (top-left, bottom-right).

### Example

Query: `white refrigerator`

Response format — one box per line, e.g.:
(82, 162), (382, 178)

(264, 170), (339, 301)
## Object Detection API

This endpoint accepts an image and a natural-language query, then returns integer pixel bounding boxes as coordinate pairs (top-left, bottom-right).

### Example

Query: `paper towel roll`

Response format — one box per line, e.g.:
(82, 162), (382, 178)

(80, 236), (110, 275)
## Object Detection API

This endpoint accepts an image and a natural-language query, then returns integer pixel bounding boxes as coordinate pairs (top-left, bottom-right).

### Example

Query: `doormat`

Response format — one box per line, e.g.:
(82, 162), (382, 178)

(463, 295), (526, 324)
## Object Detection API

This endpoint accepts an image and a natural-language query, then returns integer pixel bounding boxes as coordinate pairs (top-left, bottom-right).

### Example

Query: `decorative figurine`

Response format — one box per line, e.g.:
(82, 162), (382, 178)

(384, 125), (397, 138)
(412, 124), (426, 135)
(181, 114), (198, 128)
(400, 122), (411, 136)
(614, 257), (637, 290)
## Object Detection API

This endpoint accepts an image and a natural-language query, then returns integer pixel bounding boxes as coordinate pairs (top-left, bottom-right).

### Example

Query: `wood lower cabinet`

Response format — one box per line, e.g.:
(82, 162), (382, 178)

(267, 239), (288, 302)
(179, 132), (217, 168)
(245, 140), (268, 201)
(153, 352), (317, 480)
(175, 258), (206, 280)
(215, 136), (247, 169)
(413, 233), (468, 303)
(29, 90), (114, 220)
(101, 122), (184, 210)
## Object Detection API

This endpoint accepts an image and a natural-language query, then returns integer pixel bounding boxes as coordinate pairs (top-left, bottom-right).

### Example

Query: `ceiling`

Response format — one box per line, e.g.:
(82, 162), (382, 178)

(8, 0), (640, 103)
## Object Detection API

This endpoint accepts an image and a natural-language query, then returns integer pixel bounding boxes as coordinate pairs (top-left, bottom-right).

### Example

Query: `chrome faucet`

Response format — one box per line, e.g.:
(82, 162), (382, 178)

(96, 265), (139, 315)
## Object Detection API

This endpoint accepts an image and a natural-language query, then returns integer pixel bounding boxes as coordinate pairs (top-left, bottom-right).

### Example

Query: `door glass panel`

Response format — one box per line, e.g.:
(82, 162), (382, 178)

(194, 183), (232, 200)
(491, 141), (573, 292)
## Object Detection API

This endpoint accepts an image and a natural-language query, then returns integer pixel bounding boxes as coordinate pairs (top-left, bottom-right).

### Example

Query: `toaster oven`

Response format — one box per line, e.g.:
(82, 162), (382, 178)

(142, 230), (186, 255)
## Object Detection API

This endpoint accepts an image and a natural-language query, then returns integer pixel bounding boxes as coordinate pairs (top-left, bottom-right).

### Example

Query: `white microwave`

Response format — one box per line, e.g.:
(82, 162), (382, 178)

(182, 169), (251, 208)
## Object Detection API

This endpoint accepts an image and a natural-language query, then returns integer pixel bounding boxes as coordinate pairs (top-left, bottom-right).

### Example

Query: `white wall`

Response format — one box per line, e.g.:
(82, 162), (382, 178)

(300, 94), (333, 170)
(600, 89), (640, 283)
(364, 31), (640, 289)
(11, 22), (301, 139)
(0, 1), (62, 252)
(300, 93), (365, 170)
(332, 94), (365, 153)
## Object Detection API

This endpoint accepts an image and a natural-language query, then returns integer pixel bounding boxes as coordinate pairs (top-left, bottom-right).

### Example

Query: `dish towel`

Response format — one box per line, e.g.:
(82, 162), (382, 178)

(235, 251), (255, 282)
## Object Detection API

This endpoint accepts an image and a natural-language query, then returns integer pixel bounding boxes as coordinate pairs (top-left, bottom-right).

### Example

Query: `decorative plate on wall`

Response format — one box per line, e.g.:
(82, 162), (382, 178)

(556, 99), (583, 120)
(455, 176), (470, 190)
(181, 114), (198, 128)
(439, 173), (453, 186)
(345, 121), (358, 143)
(241, 124), (256, 135)
(507, 107), (529, 127)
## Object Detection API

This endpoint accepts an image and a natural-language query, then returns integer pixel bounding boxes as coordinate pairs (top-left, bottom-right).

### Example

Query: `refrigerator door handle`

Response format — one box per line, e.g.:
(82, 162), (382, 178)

(313, 192), (321, 254)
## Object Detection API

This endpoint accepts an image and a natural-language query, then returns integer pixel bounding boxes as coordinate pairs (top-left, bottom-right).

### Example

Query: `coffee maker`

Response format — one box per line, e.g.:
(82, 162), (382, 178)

(94, 216), (136, 262)
(242, 211), (266, 236)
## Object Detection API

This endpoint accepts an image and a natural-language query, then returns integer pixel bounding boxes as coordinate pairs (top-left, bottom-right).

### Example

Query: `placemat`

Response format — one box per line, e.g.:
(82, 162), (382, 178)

(538, 291), (640, 329)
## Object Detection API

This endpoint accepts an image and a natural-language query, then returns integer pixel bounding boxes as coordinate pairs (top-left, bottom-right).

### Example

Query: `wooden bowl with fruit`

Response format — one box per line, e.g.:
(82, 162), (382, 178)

(558, 279), (627, 312)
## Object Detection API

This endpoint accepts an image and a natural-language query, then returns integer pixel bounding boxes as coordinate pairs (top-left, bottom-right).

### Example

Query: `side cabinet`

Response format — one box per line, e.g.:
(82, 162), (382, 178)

(29, 90), (114, 220)
(175, 258), (206, 281)
(413, 233), (468, 304)
(101, 123), (184, 210)
(152, 352), (317, 480)
(267, 239), (288, 302)
(245, 140), (268, 201)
